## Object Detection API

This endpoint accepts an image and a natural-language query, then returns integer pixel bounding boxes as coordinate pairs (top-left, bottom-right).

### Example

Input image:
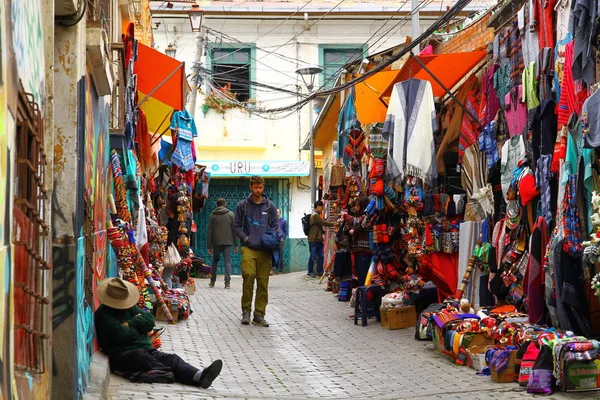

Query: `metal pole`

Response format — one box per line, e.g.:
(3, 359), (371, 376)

(189, 29), (205, 118)
(411, 0), (421, 54)
(308, 95), (316, 206)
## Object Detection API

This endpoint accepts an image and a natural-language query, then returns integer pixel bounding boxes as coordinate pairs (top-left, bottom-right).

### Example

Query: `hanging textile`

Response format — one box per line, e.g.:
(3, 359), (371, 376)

(382, 79), (438, 185)
(525, 217), (549, 324)
(570, 0), (597, 86)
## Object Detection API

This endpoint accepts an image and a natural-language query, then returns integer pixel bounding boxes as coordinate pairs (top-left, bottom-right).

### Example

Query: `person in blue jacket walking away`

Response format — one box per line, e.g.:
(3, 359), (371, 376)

(271, 208), (288, 275)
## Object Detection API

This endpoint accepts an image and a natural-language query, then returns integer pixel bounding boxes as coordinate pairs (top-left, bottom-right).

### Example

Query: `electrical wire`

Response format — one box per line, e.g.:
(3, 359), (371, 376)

(316, 0), (435, 92)
(206, 0), (316, 65)
(55, 0), (87, 26)
(255, 0), (349, 63)
(247, 0), (476, 114)
(198, 0), (478, 116)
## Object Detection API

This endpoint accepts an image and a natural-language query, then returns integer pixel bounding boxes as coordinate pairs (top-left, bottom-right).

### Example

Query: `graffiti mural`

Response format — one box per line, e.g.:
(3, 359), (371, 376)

(10, 0), (45, 108)
(0, 246), (11, 400)
(93, 231), (107, 309)
(75, 237), (94, 398)
(0, 1), (13, 389)
(85, 74), (110, 232)
(84, 73), (112, 302)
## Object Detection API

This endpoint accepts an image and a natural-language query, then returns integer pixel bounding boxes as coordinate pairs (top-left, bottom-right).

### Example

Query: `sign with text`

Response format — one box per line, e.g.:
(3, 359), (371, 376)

(200, 161), (310, 177)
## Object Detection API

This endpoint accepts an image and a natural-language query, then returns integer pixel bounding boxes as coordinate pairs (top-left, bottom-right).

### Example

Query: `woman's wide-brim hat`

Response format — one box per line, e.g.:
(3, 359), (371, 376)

(97, 277), (139, 309)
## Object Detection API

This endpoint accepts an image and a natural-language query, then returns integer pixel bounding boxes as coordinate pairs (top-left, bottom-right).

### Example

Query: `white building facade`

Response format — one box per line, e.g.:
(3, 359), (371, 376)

(150, 0), (491, 271)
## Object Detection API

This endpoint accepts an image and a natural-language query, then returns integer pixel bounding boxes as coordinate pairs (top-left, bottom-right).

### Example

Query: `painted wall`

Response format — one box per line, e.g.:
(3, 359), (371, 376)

(52, 13), (87, 399)
(0, 4), (15, 394)
(6, 0), (52, 398)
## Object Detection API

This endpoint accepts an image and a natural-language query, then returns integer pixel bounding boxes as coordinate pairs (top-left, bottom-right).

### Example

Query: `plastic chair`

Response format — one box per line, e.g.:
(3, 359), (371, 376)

(354, 285), (383, 326)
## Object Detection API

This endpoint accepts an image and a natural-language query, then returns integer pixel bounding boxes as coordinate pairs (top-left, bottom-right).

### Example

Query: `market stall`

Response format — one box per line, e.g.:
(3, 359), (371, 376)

(318, 0), (600, 393)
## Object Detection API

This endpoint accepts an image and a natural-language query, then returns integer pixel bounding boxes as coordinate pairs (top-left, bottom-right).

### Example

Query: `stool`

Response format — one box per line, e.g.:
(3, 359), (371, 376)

(354, 285), (383, 326)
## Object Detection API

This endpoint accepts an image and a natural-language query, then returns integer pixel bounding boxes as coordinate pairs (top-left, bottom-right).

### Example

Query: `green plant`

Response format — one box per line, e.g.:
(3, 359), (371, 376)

(204, 84), (238, 113)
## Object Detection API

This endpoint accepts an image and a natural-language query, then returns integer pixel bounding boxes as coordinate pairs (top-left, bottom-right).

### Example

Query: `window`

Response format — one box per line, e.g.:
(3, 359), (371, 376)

(210, 47), (254, 102)
(320, 46), (367, 89)
(14, 82), (50, 373)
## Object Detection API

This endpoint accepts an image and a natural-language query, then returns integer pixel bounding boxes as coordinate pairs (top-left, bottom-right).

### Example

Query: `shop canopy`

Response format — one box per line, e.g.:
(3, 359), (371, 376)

(354, 70), (398, 126)
(312, 69), (397, 149)
(134, 43), (190, 139)
(379, 50), (487, 104)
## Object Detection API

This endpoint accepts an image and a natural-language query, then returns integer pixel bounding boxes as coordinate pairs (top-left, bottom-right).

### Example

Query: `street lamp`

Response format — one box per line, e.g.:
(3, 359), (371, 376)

(187, 5), (205, 118)
(296, 64), (323, 206)
(165, 43), (177, 58)
(188, 4), (203, 32)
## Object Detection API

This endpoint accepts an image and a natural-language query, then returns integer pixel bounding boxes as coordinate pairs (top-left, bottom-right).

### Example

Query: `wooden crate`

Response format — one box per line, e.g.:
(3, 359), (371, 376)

(380, 306), (416, 330)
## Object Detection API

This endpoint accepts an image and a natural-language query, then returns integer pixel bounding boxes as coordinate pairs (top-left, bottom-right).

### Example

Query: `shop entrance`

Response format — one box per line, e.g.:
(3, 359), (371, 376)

(193, 178), (291, 275)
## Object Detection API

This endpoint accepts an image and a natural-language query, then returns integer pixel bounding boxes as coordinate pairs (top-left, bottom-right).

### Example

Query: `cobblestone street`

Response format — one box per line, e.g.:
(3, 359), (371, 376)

(107, 273), (594, 400)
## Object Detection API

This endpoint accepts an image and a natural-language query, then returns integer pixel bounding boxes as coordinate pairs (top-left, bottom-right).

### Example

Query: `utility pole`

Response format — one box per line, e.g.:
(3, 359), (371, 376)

(188, 29), (205, 118)
(411, 0), (421, 53)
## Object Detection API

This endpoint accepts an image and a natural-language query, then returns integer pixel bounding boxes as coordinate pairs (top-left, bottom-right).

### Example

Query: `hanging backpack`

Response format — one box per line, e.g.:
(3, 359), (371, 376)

(301, 213), (312, 236)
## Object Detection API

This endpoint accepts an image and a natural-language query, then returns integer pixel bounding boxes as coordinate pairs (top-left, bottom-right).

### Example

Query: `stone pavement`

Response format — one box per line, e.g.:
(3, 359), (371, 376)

(107, 272), (595, 400)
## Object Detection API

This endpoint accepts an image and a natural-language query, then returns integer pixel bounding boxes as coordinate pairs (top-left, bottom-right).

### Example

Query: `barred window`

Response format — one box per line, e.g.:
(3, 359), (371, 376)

(13, 83), (50, 373)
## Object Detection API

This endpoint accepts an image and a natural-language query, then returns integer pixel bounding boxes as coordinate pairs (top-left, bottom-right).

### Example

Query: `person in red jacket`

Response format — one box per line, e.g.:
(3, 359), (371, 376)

(94, 277), (223, 387)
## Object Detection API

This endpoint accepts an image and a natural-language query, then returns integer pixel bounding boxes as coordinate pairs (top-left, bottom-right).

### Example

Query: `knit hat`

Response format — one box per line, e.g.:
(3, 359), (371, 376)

(519, 173), (539, 206)
(505, 200), (521, 230)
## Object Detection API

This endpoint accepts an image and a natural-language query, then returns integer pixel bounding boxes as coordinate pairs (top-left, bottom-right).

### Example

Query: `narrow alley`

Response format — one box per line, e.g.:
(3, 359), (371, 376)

(107, 274), (588, 400)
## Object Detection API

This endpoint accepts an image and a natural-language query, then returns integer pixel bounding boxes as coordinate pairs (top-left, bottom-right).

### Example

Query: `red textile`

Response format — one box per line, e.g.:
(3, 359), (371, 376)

(420, 252), (459, 301)
(556, 41), (588, 129)
(124, 23), (135, 68)
(458, 91), (480, 163)
(532, 0), (556, 50)
(136, 109), (153, 172)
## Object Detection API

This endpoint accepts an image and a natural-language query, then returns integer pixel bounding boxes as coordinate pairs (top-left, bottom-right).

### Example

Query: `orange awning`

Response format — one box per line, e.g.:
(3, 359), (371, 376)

(134, 43), (190, 135)
(354, 70), (398, 125)
(380, 51), (487, 103)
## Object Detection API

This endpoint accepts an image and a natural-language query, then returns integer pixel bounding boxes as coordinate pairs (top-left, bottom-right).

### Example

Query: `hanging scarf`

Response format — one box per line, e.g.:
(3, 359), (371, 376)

(383, 79), (438, 185)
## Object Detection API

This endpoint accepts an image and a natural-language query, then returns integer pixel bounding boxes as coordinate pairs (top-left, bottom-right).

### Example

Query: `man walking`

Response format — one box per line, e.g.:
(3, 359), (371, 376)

(272, 209), (288, 275)
(307, 200), (335, 278)
(207, 198), (239, 289)
(233, 176), (278, 327)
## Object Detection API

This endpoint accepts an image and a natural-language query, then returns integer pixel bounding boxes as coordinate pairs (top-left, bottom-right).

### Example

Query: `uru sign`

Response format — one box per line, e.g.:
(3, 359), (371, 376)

(200, 161), (310, 177)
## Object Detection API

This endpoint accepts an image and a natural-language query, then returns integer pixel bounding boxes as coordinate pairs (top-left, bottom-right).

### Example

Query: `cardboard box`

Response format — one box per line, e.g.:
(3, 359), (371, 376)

(491, 350), (518, 383)
(380, 306), (416, 330)
(461, 333), (494, 350)
(466, 345), (491, 372)
(564, 360), (600, 392)
(433, 324), (444, 353)
(185, 278), (196, 295)
(155, 302), (180, 323)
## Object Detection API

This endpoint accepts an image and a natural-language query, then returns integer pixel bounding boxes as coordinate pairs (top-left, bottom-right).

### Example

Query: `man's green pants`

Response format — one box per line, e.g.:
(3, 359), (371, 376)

(241, 247), (271, 316)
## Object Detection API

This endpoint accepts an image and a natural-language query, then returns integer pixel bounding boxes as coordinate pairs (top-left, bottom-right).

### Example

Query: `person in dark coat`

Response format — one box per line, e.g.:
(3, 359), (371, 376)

(207, 198), (239, 288)
(94, 277), (223, 387)
(307, 200), (336, 278)
(271, 208), (288, 275)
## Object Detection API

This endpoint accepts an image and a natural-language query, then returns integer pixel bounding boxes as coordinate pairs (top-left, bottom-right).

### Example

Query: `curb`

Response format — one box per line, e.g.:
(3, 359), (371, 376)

(83, 351), (111, 400)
